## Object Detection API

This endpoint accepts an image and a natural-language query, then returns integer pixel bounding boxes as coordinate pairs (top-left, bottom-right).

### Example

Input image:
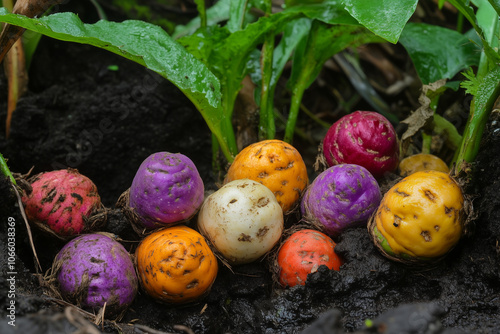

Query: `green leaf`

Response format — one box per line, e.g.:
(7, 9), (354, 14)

(474, 0), (499, 48)
(487, 0), (500, 15)
(284, 0), (359, 25)
(270, 18), (311, 87)
(399, 23), (481, 84)
(473, 0), (500, 79)
(181, 11), (303, 118)
(343, 0), (419, 43)
(0, 8), (241, 160)
(178, 25), (231, 67)
(0, 9), (221, 106)
(248, 17), (311, 90)
(288, 21), (383, 91)
(250, 0), (268, 12)
(284, 20), (384, 141)
(227, 0), (249, 32)
(447, 0), (500, 67)
(172, 0), (231, 39)
(460, 67), (480, 95)
(469, 67), (500, 116)
(286, 0), (325, 7)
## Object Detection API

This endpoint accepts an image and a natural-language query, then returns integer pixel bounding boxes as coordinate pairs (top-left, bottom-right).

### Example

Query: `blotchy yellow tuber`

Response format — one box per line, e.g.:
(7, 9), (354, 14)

(370, 170), (464, 262)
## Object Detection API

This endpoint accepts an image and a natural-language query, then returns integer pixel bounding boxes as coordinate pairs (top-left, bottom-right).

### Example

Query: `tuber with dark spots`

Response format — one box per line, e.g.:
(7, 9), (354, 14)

(368, 170), (465, 265)
(22, 168), (102, 239)
(301, 164), (381, 236)
(135, 225), (218, 304)
(51, 233), (138, 317)
(197, 179), (283, 265)
(398, 153), (450, 177)
(224, 139), (308, 212)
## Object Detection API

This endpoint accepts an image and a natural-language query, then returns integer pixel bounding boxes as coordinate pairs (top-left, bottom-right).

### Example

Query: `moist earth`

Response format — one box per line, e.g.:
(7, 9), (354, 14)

(1, 2), (500, 334)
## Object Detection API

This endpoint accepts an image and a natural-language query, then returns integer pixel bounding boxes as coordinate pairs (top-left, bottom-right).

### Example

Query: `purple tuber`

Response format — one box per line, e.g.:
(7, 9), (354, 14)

(301, 164), (381, 236)
(129, 152), (204, 230)
(53, 233), (138, 317)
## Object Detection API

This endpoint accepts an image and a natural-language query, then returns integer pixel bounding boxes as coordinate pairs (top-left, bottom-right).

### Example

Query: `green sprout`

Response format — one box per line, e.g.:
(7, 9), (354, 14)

(0, 152), (16, 185)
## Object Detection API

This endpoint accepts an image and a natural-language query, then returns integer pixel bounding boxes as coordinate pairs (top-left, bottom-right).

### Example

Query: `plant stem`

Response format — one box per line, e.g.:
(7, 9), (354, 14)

(284, 77), (308, 143)
(211, 134), (222, 173)
(258, 0), (275, 140)
(89, 0), (107, 20)
(452, 0), (500, 173)
(220, 78), (241, 160)
(454, 80), (500, 170)
(421, 132), (432, 154)
(0, 153), (16, 185)
(195, 0), (207, 28)
(433, 113), (462, 150)
(300, 103), (331, 129)
(456, 12), (464, 33)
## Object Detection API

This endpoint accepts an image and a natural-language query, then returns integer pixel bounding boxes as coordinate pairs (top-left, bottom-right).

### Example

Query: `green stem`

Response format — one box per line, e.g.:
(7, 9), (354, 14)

(300, 103), (331, 129)
(452, 0), (500, 173)
(89, 0), (107, 20)
(433, 113), (462, 150)
(211, 134), (222, 173)
(284, 77), (308, 143)
(0, 153), (16, 185)
(421, 132), (432, 154)
(258, 2), (275, 140)
(454, 80), (500, 169)
(456, 12), (464, 33)
(219, 111), (238, 162)
(220, 78), (241, 161)
(195, 0), (207, 29)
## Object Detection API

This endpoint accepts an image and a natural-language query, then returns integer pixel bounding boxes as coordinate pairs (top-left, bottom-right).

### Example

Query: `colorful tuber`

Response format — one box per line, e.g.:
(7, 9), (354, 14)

(128, 152), (204, 230)
(22, 168), (101, 239)
(198, 179), (284, 265)
(135, 225), (218, 304)
(368, 170), (465, 264)
(52, 233), (138, 317)
(277, 229), (342, 287)
(224, 139), (309, 212)
(322, 111), (399, 179)
(301, 164), (381, 236)
(398, 153), (450, 177)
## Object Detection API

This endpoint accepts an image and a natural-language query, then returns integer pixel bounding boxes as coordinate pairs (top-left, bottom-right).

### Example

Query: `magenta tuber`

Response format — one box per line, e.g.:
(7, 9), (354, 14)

(322, 111), (399, 179)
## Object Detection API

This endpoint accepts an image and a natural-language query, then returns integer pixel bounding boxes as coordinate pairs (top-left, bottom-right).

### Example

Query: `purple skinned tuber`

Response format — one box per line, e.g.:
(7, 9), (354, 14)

(129, 152), (204, 230)
(301, 164), (381, 236)
(53, 233), (138, 317)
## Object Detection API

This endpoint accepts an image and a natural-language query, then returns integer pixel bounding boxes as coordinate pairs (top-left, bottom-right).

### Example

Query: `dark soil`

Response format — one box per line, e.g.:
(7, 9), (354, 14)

(1, 1), (500, 334)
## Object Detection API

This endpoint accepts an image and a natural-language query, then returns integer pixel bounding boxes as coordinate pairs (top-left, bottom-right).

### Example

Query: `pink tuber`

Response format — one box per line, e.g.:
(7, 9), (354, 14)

(22, 169), (101, 239)
(322, 111), (399, 179)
